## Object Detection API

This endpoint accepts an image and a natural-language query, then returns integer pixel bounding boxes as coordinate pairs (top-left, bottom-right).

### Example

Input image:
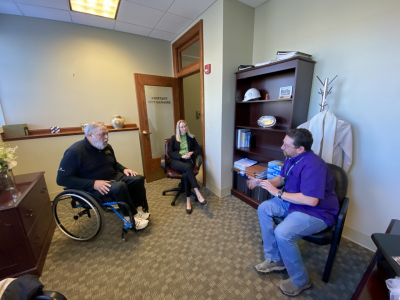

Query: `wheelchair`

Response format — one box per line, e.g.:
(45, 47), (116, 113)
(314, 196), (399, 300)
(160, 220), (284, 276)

(52, 189), (138, 242)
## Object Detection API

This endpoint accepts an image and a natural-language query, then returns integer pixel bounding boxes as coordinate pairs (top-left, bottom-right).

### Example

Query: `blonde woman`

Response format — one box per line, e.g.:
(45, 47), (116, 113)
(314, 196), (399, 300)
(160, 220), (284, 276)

(168, 120), (206, 214)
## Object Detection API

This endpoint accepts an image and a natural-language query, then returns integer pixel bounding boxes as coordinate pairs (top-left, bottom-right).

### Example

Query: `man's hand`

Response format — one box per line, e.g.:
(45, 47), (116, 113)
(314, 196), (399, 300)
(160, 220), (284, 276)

(124, 169), (137, 177)
(247, 177), (261, 189)
(94, 180), (111, 195)
(260, 180), (279, 197)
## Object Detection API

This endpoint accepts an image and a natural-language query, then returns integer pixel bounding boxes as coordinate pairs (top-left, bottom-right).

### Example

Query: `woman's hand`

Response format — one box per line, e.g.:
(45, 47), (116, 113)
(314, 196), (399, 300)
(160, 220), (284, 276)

(181, 152), (193, 159)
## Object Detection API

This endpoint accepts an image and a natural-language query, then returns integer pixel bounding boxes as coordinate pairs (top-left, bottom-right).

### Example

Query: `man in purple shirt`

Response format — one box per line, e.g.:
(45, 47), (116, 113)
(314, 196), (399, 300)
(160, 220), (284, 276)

(248, 128), (338, 297)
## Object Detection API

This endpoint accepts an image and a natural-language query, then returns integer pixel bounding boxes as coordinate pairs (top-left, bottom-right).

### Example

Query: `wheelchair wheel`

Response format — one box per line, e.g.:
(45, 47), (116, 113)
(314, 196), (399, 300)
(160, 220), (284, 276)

(53, 189), (105, 241)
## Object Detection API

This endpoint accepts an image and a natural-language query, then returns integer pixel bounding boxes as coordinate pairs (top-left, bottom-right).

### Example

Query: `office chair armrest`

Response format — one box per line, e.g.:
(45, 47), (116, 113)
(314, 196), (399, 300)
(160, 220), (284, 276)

(161, 155), (166, 172)
(333, 197), (349, 238)
(197, 154), (203, 169)
(32, 291), (67, 300)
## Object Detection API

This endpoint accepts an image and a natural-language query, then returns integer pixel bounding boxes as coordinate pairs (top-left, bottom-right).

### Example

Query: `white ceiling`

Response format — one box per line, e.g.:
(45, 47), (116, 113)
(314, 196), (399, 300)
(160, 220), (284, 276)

(0, 0), (268, 41)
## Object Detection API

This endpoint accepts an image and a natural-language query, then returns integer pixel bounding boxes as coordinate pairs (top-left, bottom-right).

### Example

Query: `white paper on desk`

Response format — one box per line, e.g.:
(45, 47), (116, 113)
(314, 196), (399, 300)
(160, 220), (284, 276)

(386, 277), (400, 300)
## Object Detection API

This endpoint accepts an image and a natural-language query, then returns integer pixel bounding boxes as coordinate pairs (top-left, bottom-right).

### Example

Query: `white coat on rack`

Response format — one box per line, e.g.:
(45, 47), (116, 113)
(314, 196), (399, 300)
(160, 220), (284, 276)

(298, 110), (353, 173)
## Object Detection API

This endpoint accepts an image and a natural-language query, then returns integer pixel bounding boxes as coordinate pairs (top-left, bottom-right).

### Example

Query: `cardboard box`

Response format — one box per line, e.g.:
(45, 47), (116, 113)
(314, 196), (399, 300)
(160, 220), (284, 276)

(3, 124), (29, 138)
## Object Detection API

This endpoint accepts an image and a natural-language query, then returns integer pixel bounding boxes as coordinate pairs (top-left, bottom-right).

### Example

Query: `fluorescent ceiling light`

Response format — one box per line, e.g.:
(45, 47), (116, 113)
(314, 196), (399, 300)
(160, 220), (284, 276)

(70, 0), (120, 19)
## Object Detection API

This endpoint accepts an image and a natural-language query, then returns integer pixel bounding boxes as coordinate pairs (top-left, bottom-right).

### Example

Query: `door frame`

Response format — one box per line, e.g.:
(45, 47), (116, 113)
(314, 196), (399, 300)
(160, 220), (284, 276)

(172, 20), (206, 187)
(134, 73), (181, 180)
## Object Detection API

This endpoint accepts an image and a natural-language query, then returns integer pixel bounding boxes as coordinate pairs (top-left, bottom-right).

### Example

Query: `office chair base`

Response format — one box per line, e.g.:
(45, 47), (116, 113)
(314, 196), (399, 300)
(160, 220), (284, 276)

(162, 188), (198, 206)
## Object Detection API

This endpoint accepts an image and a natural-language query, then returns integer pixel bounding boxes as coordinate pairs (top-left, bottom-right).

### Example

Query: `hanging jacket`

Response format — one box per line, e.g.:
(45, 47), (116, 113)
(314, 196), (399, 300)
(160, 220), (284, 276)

(298, 110), (353, 173)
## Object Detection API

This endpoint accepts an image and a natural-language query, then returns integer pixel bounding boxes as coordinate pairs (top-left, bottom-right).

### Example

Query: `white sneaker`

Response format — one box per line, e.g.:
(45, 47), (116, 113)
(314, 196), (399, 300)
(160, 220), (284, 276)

(124, 216), (149, 230)
(135, 208), (150, 220)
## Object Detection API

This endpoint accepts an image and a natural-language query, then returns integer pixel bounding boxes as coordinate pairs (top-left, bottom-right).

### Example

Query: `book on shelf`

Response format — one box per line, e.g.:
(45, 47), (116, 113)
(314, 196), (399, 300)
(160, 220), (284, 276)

(236, 129), (251, 148)
(245, 163), (268, 178)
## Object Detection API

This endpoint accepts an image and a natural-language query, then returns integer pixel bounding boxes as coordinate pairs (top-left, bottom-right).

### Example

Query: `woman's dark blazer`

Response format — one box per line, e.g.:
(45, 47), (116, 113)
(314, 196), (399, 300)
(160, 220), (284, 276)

(168, 134), (201, 164)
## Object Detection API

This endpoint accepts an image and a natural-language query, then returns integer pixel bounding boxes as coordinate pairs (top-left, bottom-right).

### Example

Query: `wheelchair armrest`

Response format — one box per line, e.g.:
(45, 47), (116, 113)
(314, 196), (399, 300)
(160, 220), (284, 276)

(161, 155), (166, 173)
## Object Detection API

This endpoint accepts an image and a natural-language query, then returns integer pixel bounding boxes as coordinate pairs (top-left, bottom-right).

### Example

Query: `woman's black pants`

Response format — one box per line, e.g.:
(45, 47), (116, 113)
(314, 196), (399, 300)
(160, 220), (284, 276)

(170, 158), (198, 197)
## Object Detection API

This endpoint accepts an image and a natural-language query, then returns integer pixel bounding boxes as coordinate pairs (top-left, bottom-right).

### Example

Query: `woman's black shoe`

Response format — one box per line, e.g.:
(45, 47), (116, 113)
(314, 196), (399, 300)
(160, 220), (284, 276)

(199, 199), (207, 205)
(186, 208), (192, 214)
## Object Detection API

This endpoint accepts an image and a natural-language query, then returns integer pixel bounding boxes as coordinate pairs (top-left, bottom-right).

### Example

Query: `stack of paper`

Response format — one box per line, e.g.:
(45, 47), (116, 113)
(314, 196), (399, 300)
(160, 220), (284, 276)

(234, 158), (258, 171)
(276, 51), (312, 61)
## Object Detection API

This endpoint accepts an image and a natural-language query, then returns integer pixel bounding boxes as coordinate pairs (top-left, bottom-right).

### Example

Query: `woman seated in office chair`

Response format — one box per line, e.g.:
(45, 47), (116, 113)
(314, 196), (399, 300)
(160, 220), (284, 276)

(169, 120), (207, 214)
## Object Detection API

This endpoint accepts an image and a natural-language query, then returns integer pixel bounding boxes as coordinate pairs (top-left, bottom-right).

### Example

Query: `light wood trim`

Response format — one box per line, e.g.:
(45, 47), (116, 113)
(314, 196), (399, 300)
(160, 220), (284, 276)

(172, 19), (206, 187)
(1, 123), (138, 141)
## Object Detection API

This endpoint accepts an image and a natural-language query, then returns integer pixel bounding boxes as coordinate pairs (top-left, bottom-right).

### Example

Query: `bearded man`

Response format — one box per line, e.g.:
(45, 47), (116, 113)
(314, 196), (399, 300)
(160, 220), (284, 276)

(56, 122), (149, 230)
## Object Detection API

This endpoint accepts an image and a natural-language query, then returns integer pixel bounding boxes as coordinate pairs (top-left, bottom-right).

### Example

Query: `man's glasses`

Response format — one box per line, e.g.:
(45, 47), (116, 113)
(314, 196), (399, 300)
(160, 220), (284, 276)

(282, 142), (298, 149)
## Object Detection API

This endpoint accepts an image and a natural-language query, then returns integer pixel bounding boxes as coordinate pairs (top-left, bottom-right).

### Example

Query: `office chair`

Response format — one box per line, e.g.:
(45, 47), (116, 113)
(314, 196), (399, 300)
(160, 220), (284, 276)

(161, 138), (202, 206)
(0, 275), (67, 300)
(273, 163), (349, 283)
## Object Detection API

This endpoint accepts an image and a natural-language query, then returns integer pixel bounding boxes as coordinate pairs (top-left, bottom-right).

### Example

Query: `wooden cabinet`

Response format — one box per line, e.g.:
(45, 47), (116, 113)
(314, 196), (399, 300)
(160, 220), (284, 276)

(0, 172), (55, 280)
(232, 57), (315, 208)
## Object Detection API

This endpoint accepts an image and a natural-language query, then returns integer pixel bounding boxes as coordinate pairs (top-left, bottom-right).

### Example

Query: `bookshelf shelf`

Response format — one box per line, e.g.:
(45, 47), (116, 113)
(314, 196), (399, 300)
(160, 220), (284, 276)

(232, 57), (315, 208)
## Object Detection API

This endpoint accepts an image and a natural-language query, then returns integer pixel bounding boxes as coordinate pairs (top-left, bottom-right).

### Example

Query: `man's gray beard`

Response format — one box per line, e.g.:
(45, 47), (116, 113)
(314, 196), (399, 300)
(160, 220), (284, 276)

(93, 140), (108, 150)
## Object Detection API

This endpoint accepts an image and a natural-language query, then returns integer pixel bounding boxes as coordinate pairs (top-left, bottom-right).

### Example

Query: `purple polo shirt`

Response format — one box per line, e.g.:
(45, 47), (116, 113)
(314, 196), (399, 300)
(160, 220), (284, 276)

(280, 151), (339, 226)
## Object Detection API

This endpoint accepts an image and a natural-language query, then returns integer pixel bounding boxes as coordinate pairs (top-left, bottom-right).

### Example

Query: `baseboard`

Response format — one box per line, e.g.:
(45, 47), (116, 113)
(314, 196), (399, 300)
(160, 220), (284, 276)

(221, 186), (231, 197)
(49, 190), (63, 201)
(205, 181), (222, 197)
(342, 225), (376, 251)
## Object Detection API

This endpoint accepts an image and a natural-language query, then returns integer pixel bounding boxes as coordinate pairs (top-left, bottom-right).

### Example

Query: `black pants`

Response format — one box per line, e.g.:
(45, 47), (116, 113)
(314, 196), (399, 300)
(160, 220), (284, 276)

(92, 174), (148, 216)
(170, 158), (198, 197)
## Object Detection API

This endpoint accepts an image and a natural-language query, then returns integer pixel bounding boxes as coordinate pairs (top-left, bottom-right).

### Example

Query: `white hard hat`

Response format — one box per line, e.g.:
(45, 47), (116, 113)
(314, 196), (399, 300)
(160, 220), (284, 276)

(243, 88), (261, 101)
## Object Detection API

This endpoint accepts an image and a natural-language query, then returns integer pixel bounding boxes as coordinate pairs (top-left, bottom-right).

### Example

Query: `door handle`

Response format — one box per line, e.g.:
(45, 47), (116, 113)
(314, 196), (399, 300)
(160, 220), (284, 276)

(142, 131), (152, 135)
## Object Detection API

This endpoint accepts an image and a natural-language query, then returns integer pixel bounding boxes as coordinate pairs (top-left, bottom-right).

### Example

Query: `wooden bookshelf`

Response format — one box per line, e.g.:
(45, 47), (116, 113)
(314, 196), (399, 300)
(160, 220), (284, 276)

(232, 57), (315, 207)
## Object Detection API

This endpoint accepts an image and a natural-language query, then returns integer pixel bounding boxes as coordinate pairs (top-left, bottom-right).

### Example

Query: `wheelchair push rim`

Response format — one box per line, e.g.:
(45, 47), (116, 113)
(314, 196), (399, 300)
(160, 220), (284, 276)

(53, 191), (104, 241)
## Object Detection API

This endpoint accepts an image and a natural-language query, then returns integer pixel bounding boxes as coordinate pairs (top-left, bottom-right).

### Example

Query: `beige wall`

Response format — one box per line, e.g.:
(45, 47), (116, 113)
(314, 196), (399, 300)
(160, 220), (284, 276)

(0, 14), (173, 196)
(172, 0), (224, 196)
(253, 0), (400, 250)
(221, 0), (254, 195)
(182, 73), (202, 141)
(173, 0), (254, 196)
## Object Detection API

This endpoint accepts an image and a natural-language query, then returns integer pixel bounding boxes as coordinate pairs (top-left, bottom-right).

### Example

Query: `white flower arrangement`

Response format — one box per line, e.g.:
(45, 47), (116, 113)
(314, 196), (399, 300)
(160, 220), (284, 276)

(0, 143), (18, 172)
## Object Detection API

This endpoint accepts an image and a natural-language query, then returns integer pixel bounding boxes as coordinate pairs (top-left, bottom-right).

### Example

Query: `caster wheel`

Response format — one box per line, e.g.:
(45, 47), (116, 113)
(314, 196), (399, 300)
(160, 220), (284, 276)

(122, 238), (126, 242)
(162, 192), (166, 196)
(171, 202), (175, 206)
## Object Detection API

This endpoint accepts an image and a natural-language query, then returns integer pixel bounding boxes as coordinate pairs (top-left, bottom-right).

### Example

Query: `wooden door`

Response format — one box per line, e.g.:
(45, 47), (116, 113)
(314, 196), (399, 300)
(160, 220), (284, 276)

(134, 74), (181, 182)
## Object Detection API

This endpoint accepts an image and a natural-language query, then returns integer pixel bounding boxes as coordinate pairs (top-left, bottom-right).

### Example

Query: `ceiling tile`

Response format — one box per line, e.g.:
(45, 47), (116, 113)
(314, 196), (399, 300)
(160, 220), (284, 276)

(149, 29), (176, 41)
(0, 1), (22, 15)
(71, 11), (116, 30)
(115, 21), (152, 36)
(17, 4), (71, 22)
(124, 0), (174, 12)
(14, 0), (69, 10)
(117, 1), (165, 28)
(155, 12), (192, 34)
(167, 0), (216, 20)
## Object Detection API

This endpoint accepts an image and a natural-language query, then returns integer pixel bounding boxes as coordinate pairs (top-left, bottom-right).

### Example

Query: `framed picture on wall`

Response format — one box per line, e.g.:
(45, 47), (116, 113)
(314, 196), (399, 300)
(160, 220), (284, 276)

(279, 86), (292, 99)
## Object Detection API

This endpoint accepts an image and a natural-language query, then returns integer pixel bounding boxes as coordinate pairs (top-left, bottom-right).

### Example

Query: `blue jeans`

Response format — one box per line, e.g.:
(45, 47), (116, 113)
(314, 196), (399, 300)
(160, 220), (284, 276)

(258, 197), (328, 287)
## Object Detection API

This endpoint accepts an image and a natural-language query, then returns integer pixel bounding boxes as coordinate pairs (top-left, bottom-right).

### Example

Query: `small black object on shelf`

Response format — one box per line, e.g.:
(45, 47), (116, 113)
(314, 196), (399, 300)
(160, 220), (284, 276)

(238, 65), (254, 71)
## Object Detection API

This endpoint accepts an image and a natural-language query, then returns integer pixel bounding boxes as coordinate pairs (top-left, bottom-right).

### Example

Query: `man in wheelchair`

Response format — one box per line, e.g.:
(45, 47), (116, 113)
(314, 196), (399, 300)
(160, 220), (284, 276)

(57, 121), (149, 230)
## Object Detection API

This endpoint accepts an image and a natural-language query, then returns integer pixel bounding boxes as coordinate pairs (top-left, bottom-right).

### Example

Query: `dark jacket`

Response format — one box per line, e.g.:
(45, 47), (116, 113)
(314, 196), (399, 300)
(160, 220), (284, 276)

(168, 134), (201, 163)
(56, 138), (126, 191)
